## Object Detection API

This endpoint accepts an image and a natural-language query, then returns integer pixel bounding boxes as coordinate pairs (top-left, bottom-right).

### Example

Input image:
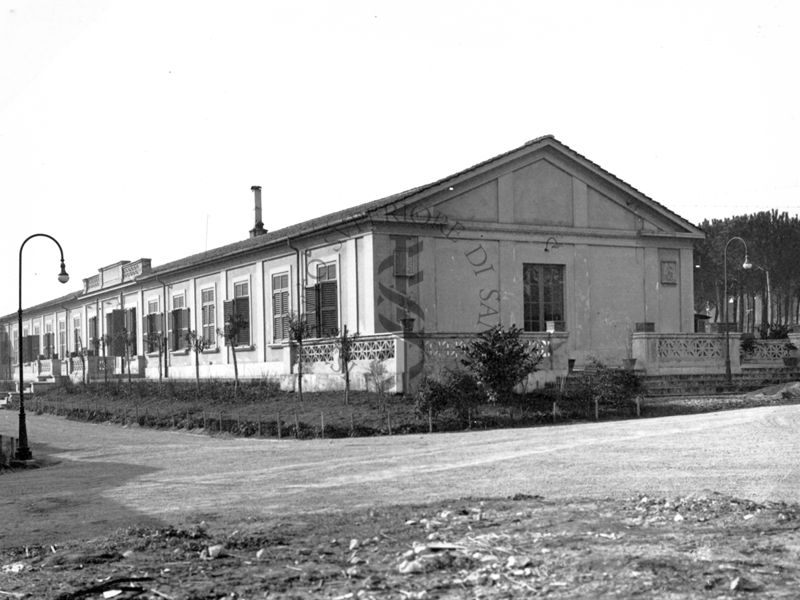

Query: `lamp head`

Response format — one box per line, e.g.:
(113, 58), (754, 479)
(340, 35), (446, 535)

(57, 260), (70, 284)
(742, 255), (753, 270)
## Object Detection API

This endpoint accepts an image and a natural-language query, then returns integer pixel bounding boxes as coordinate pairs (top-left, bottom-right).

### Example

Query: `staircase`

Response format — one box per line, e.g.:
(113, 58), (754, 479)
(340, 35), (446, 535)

(641, 367), (800, 397)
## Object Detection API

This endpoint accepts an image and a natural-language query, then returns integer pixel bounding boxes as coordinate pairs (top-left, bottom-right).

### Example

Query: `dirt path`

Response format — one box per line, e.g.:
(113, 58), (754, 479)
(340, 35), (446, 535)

(2, 405), (799, 547)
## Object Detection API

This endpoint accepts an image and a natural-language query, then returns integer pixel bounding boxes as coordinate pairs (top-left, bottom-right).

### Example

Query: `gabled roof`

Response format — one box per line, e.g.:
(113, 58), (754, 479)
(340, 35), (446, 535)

(2, 135), (701, 319)
(146, 134), (701, 278)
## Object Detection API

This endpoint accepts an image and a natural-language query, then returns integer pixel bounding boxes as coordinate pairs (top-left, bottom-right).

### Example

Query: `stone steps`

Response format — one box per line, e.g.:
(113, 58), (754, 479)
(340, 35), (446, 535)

(641, 368), (800, 397)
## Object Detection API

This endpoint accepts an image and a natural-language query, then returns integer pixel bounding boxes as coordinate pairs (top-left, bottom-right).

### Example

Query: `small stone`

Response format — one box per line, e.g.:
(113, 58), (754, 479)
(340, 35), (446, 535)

(256, 548), (266, 560)
(744, 514), (755, 520)
(345, 565), (361, 577)
(402, 549), (415, 560)
(506, 555), (531, 569)
(674, 513), (684, 522)
(121, 550), (134, 559)
(730, 576), (762, 591)
(398, 559), (425, 573)
(202, 544), (224, 560)
(349, 539), (360, 551)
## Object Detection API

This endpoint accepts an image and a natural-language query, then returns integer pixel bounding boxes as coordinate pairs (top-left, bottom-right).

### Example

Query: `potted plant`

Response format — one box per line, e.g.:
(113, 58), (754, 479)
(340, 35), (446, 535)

(783, 342), (798, 368)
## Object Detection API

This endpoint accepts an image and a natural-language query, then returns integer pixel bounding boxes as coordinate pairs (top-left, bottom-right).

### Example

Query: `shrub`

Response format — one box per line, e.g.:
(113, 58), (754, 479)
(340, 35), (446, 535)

(414, 369), (485, 421)
(459, 324), (545, 403)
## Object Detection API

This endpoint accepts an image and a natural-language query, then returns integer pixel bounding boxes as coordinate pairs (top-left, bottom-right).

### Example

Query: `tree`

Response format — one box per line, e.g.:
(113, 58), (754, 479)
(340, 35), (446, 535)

(185, 330), (209, 394)
(218, 312), (248, 399)
(337, 325), (358, 405)
(695, 211), (800, 333)
(459, 324), (545, 404)
(143, 331), (166, 392)
(288, 312), (310, 402)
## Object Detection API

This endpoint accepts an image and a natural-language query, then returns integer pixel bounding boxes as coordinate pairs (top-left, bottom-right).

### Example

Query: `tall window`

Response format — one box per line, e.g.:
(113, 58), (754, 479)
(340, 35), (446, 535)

(58, 320), (67, 359)
(73, 315), (82, 352)
(223, 281), (251, 346)
(523, 264), (565, 332)
(201, 288), (216, 346)
(305, 263), (338, 337)
(169, 294), (190, 351)
(88, 316), (98, 354)
(144, 299), (163, 353)
(272, 273), (290, 341)
(44, 323), (54, 359)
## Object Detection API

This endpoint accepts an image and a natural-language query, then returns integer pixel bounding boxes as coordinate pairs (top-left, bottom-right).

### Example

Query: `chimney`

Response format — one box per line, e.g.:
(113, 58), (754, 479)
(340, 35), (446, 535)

(250, 185), (266, 238)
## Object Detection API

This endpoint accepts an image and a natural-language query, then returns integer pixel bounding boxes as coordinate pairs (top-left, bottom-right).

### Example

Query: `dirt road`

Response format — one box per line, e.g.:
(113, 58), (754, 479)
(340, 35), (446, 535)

(2, 405), (799, 548)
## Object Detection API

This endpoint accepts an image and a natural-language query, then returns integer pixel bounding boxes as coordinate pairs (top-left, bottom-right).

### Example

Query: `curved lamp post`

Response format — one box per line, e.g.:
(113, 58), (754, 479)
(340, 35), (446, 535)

(723, 236), (752, 383)
(16, 234), (69, 461)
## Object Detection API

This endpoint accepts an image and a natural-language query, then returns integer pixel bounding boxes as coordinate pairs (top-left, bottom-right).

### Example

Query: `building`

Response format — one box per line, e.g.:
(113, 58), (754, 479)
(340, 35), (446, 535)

(0, 136), (705, 391)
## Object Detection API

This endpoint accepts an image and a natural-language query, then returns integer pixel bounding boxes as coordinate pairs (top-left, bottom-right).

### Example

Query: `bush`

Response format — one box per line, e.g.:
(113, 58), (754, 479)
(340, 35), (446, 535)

(414, 369), (485, 422)
(459, 324), (545, 403)
(562, 360), (642, 418)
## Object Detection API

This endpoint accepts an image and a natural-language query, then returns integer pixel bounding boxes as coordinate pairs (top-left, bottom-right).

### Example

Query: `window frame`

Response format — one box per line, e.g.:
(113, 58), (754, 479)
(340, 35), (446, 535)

(522, 263), (566, 333)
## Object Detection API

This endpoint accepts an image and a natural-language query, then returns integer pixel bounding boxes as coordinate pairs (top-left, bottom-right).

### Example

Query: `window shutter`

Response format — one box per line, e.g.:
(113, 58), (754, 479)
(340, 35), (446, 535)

(22, 336), (31, 363)
(143, 314), (152, 352)
(272, 292), (282, 341)
(44, 333), (54, 359)
(110, 309), (126, 357)
(280, 290), (289, 340)
(89, 317), (98, 353)
(223, 300), (235, 346)
(125, 308), (137, 355)
(319, 281), (338, 337)
(169, 308), (180, 351)
(304, 286), (318, 338)
(234, 297), (250, 346)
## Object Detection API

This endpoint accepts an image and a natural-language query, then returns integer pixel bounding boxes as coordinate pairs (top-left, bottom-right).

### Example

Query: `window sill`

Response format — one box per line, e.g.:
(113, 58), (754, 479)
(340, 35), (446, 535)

(231, 344), (255, 352)
(201, 347), (219, 354)
(268, 342), (289, 349)
(146, 352), (161, 358)
(170, 349), (189, 356)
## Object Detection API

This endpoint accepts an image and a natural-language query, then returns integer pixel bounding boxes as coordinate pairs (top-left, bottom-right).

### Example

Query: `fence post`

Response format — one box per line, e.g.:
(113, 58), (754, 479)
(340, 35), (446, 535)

(594, 398), (599, 421)
(350, 411), (355, 437)
(428, 405), (433, 433)
(294, 411), (300, 439)
(277, 412), (282, 439)
(386, 408), (392, 435)
(552, 402), (557, 423)
(320, 412), (325, 439)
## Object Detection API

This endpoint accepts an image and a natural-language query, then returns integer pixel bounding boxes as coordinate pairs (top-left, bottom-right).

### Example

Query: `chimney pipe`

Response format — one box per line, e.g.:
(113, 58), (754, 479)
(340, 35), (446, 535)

(250, 185), (266, 238)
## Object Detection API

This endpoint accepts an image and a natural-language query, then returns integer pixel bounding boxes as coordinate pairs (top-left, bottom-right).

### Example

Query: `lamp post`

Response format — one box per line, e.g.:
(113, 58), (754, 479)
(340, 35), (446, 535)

(15, 234), (69, 461)
(723, 236), (752, 383)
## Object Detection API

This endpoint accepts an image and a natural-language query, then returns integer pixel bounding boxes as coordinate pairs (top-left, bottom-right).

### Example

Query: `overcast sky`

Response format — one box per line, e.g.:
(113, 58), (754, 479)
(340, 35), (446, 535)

(1, 0), (798, 316)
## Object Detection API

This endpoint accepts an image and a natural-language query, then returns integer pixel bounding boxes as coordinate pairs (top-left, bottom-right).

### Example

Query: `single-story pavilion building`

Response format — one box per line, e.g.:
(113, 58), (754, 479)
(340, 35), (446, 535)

(0, 135), (706, 392)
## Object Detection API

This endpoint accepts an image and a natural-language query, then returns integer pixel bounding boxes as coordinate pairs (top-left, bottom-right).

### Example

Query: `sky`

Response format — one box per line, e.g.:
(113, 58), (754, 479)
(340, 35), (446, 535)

(1, 0), (798, 316)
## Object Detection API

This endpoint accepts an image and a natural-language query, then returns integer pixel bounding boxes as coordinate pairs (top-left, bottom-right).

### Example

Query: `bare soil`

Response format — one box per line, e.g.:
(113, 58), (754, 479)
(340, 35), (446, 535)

(2, 399), (800, 598)
(2, 492), (800, 599)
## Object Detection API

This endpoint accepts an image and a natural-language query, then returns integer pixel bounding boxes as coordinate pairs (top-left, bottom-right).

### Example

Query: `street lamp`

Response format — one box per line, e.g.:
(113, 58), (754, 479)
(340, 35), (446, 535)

(15, 234), (69, 462)
(723, 236), (752, 383)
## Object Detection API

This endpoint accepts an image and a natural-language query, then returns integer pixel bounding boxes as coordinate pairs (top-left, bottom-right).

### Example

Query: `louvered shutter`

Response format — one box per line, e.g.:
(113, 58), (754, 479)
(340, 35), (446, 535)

(143, 314), (151, 352)
(280, 291), (289, 340)
(235, 297), (250, 346)
(272, 292), (282, 341)
(169, 309), (180, 351)
(319, 281), (338, 337)
(110, 309), (126, 356)
(43, 333), (53, 359)
(22, 336), (32, 363)
(125, 308), (137, 355)
(88, 317), (98, 354)
(223, 300), (235, 346)
(304, 286), (318, 338)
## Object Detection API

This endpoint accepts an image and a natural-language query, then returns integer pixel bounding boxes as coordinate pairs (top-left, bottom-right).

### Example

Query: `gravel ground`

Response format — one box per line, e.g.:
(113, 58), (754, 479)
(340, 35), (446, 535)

(2, 401), (799, 550)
